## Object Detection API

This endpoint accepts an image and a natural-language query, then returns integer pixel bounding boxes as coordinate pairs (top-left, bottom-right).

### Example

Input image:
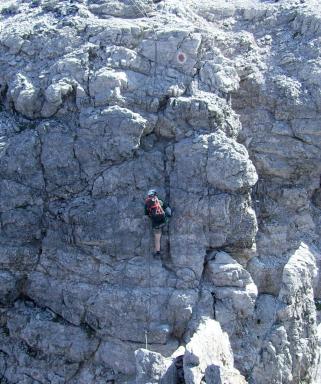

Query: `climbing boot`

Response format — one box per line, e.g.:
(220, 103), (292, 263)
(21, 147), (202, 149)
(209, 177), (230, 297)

(153, 251), (161, 259)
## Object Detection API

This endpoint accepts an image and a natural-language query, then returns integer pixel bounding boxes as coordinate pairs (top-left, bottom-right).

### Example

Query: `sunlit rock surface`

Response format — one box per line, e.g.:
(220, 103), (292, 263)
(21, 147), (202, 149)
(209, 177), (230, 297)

(0, 0), (321, 383)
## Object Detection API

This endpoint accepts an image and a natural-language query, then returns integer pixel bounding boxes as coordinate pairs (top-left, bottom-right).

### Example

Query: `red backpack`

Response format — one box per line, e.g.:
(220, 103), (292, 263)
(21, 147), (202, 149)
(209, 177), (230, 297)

(145, 195), (165, 222)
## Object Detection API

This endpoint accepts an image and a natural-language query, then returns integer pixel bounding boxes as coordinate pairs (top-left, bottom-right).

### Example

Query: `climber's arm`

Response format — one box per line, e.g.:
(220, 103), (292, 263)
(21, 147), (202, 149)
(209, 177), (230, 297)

(160, 199), (172, 217)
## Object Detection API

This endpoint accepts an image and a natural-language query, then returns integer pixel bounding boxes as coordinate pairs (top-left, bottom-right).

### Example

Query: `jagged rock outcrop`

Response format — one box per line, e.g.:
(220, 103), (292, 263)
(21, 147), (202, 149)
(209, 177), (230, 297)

(1, 0), (321, 383)
(183, 318), (245, 384)
(134, 318), (246, 384)
(251, 243), (318, 384)
(135, 348), (177, 384)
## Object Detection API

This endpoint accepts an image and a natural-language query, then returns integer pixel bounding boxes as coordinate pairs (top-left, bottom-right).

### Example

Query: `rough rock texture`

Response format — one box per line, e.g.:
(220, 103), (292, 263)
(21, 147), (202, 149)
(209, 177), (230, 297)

(135, 348), (177, 384)
(252, 243), (318, 384)
(183, 317), (245, 384)
(134, 318), (246, 384)
(1, 0), (321, 383)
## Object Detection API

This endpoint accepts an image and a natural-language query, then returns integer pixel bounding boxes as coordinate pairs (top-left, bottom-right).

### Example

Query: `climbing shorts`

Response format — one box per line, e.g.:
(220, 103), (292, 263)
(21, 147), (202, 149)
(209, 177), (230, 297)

(152, 222), (166, 234)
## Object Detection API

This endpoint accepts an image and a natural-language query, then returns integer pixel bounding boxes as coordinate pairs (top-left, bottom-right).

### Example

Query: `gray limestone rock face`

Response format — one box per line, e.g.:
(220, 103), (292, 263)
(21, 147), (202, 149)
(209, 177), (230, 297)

(247, 255), (286, 296)
(206, 251), (258, 323)
(251, 243), (319, 384)
(183, 317), (246, 384)
(205, 364), (247, 384)
(135, 348), (177, 384)
(169, 133), (257, 284)
(9, 73), (42, 119)
(95, 339), (136, 376)
(75, 106), (149, 178)
(0, 270), (20, 306)
(0, 0), (321, 383)
(313, 323), (321, 384)
(89, 68), (128, 107)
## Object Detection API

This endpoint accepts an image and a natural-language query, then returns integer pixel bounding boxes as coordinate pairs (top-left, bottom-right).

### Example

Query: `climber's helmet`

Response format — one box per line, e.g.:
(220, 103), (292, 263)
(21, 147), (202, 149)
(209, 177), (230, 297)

(147, 189), (157, 196)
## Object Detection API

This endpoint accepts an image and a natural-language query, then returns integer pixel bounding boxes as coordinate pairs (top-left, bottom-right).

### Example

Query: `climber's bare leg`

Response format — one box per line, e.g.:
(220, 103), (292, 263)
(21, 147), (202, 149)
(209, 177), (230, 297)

(154, 229), (161, 253)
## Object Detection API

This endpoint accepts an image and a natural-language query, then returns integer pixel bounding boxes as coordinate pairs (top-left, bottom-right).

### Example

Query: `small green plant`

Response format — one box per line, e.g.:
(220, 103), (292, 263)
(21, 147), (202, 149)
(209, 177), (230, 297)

(82, 323), (96, 338)
(26, 345), (38, 358)
(315, 300), (321, 311)
(0, 4), (19, 16)
(30, 0), (41, 8)
(2, 325), (9, 337)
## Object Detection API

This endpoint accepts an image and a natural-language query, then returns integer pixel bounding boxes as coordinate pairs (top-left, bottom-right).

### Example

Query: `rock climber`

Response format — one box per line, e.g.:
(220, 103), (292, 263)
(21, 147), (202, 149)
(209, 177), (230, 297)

(144, 189), (171, 257)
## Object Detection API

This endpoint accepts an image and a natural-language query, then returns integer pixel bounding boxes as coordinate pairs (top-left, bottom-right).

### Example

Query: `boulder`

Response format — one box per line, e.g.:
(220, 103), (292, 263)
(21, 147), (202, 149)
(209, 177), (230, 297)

(135, 348), (177, 384)
(183, 317), (245, 384)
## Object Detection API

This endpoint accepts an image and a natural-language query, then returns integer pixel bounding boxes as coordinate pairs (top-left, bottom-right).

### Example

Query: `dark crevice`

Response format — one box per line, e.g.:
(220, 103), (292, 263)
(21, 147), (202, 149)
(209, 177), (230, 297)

(158, 95), (170, 111)
(311, 188), (321, 209)
(211, 292), (217, 320)
(12, 293), (100, 345)
(174, 355), (185, 384)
